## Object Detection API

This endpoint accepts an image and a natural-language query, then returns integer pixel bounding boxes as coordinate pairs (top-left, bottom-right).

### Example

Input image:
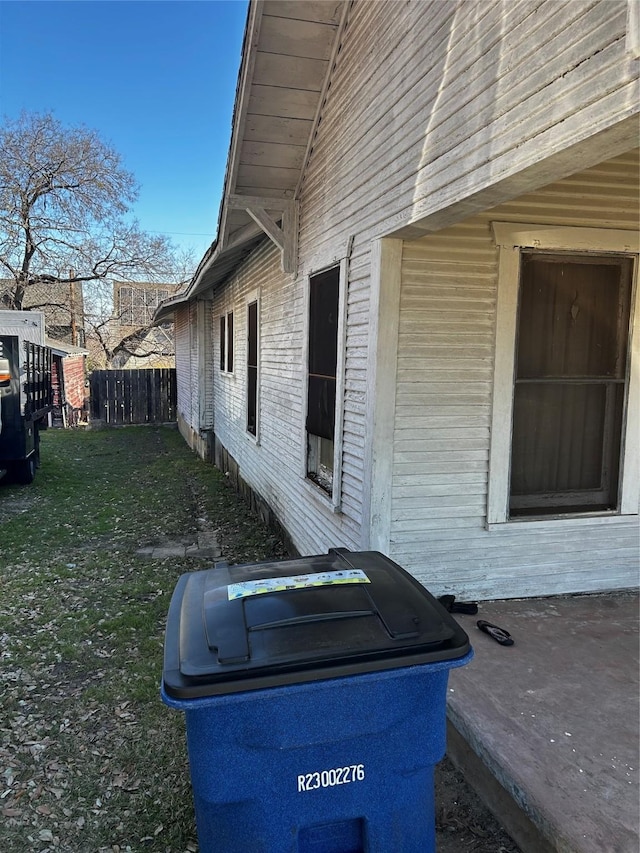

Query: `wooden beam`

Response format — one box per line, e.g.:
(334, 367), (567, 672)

(228, 195), (299, 274)
(363, 237), (403, 552)
(227, 193), (291, 211)
(282, 201), (299, 274)
(245, 206), (285, 252)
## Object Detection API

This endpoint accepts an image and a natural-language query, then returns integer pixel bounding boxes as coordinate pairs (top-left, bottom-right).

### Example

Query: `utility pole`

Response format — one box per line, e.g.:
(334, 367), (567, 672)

(69, 268), (77, 346)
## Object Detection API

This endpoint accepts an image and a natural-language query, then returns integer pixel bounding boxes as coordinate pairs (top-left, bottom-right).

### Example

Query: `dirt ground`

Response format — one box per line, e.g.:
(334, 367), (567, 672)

(435, 757), (520, 852)
(1, 426), (521, 852)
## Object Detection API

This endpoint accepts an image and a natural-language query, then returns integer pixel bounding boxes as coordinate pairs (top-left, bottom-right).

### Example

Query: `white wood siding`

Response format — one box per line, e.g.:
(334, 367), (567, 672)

(194, 1), (639, 587)
(174, 305), (192, 427)
(188, 302), (199, 430)
(197, 300), (214, 430)
(211, 237), (367, 555)
(298, 0), (638, 244)
(392, 150), (639, 599)
(292, 0), (638, 560)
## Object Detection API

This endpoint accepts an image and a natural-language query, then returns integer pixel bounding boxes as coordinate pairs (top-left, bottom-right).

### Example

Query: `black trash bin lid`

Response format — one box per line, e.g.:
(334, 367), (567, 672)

(162, 549), (470, 698)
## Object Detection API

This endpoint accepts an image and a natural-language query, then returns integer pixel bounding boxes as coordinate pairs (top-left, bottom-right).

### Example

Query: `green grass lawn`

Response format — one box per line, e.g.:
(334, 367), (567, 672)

(0, 425), (287, 853)
(1, 425), (521, 853)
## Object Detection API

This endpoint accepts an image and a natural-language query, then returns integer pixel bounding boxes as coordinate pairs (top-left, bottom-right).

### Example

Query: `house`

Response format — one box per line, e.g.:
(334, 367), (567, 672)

(0, 277), (85, 347)
(110, 281), (181, 368)
(155, 0), (639, 600)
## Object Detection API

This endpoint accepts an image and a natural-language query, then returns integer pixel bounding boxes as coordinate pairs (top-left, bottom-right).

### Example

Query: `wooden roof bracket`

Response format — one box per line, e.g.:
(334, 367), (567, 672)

(227, 194), (299, 274)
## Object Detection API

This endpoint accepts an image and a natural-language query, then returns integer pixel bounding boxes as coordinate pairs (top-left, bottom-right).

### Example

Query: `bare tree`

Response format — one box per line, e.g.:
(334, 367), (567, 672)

(0, 111), (188, 345)
(85, 283), (175, 369)
(80, 244), (197, 369)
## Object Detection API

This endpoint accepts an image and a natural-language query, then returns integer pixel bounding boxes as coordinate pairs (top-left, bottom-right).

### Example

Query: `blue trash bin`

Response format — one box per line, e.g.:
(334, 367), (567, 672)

(161, 549), (472, 853)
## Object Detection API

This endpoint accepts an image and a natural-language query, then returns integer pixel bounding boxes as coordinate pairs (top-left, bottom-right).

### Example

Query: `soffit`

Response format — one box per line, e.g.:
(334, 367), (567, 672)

(221, 0), (346, 246)
(154, 0), (346, 323)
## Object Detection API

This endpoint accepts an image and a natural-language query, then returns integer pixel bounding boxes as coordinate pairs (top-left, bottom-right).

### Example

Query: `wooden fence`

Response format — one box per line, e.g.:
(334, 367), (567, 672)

(90, 369), (177, 425)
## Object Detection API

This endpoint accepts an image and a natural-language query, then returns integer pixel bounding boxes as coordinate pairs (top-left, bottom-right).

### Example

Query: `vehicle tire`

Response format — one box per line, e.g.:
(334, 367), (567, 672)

(13, 455), (36, 485)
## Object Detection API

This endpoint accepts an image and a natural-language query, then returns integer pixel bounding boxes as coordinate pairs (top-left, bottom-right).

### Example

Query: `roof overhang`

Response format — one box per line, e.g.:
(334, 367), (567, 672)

(154, 0), (348, 323)
(46, 337), (89, 357)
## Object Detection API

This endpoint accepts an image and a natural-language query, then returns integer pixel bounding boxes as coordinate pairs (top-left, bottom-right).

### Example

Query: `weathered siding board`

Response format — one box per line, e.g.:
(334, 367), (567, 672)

(209, 233), (370, 555)
(298, 0), (636, 248)
(210, 243), (312, 544)
(497, 153), (640, 227)
(390, 150), (639, 598)
(395, 516), (635, 546)
(188, 302), (199, 430)
(174, 306), (192, 427)
(396, 537), (638, 578)
(297, 3), (620, 553)
(185, 3), (638, 589)
(197, 300), (214, 431)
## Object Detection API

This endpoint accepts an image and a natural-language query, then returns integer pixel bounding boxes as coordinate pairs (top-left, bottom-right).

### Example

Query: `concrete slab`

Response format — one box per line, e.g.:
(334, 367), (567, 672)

(137, 516), (221, 560)
(446, 592), (639, 853)
(136, 544), (188, 558)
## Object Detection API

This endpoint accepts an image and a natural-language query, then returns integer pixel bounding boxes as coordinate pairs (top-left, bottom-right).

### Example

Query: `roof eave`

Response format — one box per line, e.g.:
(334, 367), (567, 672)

(154, 0), (348, 322)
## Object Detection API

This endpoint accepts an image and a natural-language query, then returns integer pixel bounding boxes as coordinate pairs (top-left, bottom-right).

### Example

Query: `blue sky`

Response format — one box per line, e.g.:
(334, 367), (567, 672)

(0, 0), (249, 260)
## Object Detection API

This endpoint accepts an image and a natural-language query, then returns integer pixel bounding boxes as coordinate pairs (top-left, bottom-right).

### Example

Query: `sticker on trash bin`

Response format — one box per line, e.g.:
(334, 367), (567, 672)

(227, 569), (370, 600)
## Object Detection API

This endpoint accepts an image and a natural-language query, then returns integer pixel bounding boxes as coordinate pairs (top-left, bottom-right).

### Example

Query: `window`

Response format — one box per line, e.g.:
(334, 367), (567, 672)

(247, 299), (259, 436)
(510, 253), (632, 515)
(306, 267), (340, 495)
(489, 223), (639, 524)
(119, 286), (132, 324)
(118, 286), (169, 326)
(219, 311), (233, 372)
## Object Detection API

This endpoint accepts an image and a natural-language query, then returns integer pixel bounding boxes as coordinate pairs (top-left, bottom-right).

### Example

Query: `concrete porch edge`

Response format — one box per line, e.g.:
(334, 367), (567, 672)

(444, 592), (639, 853)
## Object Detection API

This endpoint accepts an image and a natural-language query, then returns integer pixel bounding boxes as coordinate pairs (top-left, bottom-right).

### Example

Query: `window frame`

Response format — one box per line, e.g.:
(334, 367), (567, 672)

(118, 286), (169, 326)
(510, 252), (631, 515)
(246, 291), (260, 440)
(302, 259), (348, 511)
(488, 223), (639, 525)
(219, 310), (234, 374)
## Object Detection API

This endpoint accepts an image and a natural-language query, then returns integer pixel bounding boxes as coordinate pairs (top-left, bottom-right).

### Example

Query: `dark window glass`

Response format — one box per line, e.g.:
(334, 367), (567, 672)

(510, 254), (632, 516)
(307, 268), (339, 441)
(247, 301), (258, 435)
(227, 312), (234, 373)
